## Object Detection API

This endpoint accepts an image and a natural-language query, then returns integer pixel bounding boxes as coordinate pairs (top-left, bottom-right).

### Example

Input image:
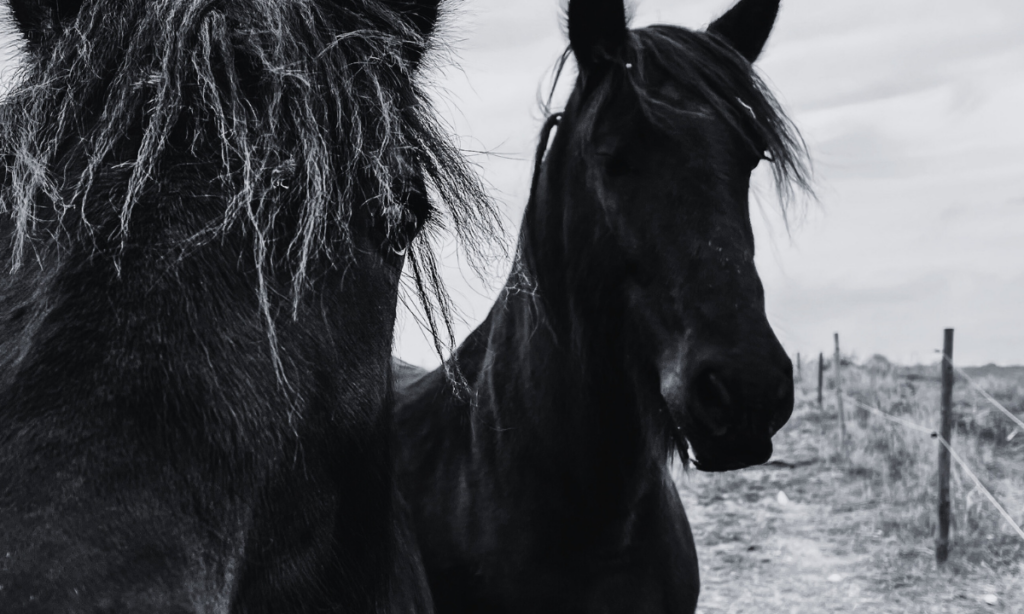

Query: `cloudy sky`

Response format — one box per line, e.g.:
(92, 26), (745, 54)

(394, 0), (1024, 368)
(0, 1), (1020, 368)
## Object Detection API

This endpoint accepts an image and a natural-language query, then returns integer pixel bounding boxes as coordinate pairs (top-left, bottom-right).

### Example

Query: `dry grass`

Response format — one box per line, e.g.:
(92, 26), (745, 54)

(674, 356), (1024, 613)
(827, 357), (1024, 572)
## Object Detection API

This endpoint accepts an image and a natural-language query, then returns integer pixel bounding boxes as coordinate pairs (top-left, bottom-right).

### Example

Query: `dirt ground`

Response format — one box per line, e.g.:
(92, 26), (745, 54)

(674, 400), (1024, 614)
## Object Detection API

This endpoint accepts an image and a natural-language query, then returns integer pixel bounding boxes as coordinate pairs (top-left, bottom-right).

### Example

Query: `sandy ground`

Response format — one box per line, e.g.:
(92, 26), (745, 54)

(674, 403), (1024, 614)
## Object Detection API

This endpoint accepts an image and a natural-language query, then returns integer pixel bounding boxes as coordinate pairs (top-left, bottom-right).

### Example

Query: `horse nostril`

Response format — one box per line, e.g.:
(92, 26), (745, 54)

(694, 371), (732, 412)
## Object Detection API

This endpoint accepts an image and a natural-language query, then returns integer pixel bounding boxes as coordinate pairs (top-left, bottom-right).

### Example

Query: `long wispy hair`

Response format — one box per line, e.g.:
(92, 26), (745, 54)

(569, 24), (811, 206)
(540, 22), (810, 209)
(629, 25), (810, 205)
(0, 0), (499, 364)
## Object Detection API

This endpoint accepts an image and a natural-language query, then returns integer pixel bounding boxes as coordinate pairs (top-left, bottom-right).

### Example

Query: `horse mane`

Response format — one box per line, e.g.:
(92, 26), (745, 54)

(576, 23), (812, 208)
(0, 0), (498, 363)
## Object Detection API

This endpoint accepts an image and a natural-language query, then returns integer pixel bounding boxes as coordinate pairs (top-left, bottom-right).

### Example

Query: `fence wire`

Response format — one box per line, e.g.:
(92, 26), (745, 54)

(844, 395), (1024, 545)
(942, 354), (1024, 433)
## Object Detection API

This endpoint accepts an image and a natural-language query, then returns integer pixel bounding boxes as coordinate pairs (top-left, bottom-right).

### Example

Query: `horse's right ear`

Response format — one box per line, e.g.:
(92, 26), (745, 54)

(707, 0), (780, 63)
(8, 0), (86, 49)
(568, 0), (629, 70)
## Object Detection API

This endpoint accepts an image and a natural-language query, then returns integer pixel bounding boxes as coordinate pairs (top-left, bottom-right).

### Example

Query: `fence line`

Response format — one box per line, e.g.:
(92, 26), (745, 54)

(844, 395), (1024, 545)
(934, 434), (1024, 544)
(850, 396), (934, 436)
(943, 355), (1024, 433)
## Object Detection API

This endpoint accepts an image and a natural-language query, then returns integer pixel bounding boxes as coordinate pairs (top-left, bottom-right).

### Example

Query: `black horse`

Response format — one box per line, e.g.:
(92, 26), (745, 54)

(0, 0), (496, 611)
(393, 0), (810, 611)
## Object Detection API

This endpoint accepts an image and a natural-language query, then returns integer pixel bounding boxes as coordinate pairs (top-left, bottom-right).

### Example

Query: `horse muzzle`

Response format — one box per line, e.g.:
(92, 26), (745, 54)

(659, 350), (794, 472)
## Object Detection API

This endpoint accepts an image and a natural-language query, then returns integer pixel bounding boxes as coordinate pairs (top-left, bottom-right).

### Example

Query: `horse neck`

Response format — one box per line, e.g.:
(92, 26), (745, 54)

(467, 144), (665, 502)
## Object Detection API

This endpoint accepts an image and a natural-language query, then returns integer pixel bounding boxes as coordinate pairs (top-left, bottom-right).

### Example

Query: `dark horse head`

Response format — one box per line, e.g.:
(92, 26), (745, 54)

(2, 0), (494, 338)
(526, 0), (810, 471)
(0, 0), (493, 610)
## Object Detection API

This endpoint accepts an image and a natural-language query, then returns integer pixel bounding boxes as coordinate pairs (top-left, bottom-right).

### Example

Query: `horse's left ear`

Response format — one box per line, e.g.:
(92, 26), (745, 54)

(707, 0), (780, 63)
(568, 0), (629, 70)
(8, 0), (87, 49)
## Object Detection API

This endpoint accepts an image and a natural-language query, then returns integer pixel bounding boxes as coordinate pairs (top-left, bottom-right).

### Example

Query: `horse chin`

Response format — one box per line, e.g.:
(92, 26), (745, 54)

(662, 401), (775, 471)
(689, 435), (774, 472)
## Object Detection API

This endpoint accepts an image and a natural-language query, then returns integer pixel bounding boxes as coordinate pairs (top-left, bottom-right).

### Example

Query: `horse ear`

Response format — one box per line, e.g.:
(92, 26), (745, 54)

(8, 0), (86, 48)
(568, 0), (629, 69)
(707, 0), (780, 63)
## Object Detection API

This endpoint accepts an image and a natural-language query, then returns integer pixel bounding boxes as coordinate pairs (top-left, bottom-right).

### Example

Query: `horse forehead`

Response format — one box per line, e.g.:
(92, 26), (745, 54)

(583, 93), (715, 146)
(652, 79), (713, 112)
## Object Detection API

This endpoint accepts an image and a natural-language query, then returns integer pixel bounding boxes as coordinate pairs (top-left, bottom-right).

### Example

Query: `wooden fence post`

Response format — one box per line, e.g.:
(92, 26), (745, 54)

(796, 353), (801, 382)
(817, 352), (824, 409)
(834, 333), (846, 459)
(937, 328), (954, 564)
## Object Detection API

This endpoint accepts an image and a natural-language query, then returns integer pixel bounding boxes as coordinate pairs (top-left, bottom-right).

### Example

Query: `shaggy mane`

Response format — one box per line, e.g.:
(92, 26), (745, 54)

(0, 0), (498, 365)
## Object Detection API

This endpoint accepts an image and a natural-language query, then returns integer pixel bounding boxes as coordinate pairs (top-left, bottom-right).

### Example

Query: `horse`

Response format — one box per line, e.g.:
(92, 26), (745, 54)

(0, 0), (497, 611)
(392, 0), (811, 611)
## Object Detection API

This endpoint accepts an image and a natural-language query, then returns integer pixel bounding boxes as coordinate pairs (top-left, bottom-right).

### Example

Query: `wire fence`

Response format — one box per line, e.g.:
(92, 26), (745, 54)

(950, 359), (1024, 433)
(846, 394), (1024, 544)
(804, 333), (1024, 565)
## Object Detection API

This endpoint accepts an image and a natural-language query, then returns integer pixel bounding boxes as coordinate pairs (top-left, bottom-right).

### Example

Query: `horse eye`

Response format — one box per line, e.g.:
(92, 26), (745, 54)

(747, 153), (763, 171)
(742, 139), (769, 170)
(387, 208), (421, 257)
(385, 190), (431, 259)
(405, 185), (432, 228)
(598, 149), (632, 178)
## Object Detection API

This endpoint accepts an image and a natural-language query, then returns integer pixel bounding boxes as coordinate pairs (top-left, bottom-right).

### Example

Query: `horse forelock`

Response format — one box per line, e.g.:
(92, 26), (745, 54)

(568, 24), (812, 211)
(0, 2), (490, 286)
(0, 0), (498, 367)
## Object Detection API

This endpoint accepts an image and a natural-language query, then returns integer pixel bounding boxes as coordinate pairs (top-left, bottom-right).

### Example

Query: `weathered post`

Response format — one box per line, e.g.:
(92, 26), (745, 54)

(796, 353), (801, 382)
(834, 333), (846, 459)
(936, 328), (954, 564)
(817, 352), (824, 409)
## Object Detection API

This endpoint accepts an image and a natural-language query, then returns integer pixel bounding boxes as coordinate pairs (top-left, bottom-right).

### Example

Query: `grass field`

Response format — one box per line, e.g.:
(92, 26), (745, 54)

(674, 356), (1024, 613)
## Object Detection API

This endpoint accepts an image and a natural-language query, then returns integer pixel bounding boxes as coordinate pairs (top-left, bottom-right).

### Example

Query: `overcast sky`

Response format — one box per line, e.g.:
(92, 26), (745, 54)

(394, 0), (1024, 368)
(0, 1), (1020, 368)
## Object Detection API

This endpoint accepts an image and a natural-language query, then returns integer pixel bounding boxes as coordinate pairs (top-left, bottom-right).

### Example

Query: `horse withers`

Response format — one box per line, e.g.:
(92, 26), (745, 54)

(394, 0), (810, 611)
(0, 0), (495, 611)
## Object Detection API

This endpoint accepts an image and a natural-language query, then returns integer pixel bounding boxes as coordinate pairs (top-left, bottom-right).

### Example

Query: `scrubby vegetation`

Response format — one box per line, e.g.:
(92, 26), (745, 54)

(674, 355), (1024, 613)
(817, 355), (1024, 572)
